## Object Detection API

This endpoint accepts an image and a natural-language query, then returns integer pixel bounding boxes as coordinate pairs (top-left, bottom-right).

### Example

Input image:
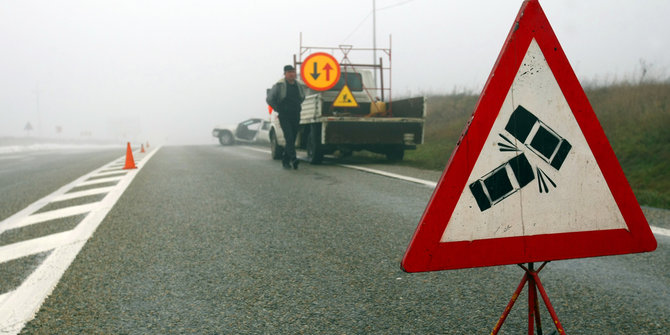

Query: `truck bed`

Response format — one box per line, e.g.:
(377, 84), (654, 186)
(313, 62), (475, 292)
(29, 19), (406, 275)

(321, 117), (424, 145)
(301, 95), (425, 119)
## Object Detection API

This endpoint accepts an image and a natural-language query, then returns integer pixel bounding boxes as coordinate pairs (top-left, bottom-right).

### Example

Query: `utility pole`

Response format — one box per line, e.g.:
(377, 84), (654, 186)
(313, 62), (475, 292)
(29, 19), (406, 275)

(372, 0), (377, 89)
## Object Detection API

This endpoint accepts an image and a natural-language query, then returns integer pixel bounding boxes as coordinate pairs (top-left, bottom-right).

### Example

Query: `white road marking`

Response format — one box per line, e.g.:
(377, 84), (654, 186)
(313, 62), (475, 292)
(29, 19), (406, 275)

(90, 170), (128, 178)
(239, 145), (668, 238)
(77, 176), (123, 186)
(0, 147), (161, 334)
(241, 146), (437, 188)
(1, 204), (97, 232)
(338, 164), (438, 188)
(242, 146), (273, 154)
(0, 242), (86, 335)
(0, 159), (125, 236)
(651, 226), (670, 238)
(0, 230), (72, 264)
(52, 186), (115, 202)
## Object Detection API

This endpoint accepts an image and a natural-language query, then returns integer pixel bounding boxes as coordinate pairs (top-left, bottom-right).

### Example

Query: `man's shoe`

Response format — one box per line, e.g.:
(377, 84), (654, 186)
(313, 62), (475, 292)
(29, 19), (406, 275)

(282, 161), (291, 169)
(292, 159), (299, 170)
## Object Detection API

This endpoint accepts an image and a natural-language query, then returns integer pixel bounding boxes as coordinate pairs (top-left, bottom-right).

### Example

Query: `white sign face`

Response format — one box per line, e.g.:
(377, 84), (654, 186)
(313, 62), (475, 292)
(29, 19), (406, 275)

(441, 39), (627, 243)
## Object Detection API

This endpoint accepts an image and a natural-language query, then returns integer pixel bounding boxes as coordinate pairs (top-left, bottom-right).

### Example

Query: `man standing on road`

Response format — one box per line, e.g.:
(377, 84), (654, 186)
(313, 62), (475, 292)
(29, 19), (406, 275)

(266, 65), (306, 169)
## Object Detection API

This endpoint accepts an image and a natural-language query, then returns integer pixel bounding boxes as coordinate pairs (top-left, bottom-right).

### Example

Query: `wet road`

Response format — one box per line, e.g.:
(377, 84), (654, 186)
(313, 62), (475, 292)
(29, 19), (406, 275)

(1, 145), (668, 334)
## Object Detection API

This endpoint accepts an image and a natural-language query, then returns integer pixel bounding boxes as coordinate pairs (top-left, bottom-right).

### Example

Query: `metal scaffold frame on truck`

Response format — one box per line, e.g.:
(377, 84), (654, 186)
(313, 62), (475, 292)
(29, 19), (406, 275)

(293, 32), (394, 113)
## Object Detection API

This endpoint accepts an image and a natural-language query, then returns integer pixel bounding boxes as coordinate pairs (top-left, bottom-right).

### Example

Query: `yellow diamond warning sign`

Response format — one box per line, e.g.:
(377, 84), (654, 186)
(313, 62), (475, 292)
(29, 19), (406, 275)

(333, 85), (358, 107)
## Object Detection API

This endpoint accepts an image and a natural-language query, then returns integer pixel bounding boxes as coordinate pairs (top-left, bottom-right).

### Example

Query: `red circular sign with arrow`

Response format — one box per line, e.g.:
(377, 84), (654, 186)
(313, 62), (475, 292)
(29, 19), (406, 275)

(300, 52), (341, 91)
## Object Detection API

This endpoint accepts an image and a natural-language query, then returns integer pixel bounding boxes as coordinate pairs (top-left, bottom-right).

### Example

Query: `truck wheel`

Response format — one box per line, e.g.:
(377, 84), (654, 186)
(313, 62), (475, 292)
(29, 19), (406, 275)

(386, 146), (404, 161)
(219, 131), (234, 146)
(270, 131), (283, 160)
(306, 124), (324, 164)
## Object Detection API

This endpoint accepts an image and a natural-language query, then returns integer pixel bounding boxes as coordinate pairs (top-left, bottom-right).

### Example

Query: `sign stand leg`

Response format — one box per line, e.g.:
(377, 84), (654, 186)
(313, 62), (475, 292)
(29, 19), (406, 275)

(528, 262), (538, 335)
(490, 262), (566, 335)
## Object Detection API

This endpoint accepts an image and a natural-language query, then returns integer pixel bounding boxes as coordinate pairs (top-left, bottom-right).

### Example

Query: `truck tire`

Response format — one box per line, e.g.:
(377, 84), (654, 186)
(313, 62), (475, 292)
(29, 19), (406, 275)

(219, 131), (234, 146)
(270, 131), (283, 160)
(386, 146), (404, 161)
(306, 124), (324, 164)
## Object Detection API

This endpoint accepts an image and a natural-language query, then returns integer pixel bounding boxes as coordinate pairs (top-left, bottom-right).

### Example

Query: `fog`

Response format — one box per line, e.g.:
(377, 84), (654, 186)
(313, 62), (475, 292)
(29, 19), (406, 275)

(1, 0), (668, 145)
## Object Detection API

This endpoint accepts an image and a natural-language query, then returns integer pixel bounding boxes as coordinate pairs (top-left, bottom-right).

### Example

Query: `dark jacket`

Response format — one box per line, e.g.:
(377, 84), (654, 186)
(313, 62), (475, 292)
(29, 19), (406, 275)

(266, 78), (306, 114)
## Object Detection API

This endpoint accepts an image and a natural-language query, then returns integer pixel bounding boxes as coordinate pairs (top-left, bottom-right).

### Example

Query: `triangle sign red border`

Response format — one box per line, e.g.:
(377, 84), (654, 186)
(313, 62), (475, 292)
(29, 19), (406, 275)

(401, 0), (657, 272)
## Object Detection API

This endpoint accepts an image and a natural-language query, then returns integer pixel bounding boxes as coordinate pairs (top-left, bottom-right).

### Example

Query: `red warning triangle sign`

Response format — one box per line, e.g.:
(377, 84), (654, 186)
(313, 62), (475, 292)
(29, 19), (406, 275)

(401, 0), (656, 272)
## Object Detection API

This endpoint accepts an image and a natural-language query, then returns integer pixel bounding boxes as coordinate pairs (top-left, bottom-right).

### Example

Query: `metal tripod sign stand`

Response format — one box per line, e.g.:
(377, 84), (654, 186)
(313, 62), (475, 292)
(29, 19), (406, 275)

(491, 262), (564, 335)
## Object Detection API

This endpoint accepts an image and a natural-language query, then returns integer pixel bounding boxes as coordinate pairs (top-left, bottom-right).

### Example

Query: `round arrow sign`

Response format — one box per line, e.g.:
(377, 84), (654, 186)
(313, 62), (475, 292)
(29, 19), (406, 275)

(300, 52), (341, 91)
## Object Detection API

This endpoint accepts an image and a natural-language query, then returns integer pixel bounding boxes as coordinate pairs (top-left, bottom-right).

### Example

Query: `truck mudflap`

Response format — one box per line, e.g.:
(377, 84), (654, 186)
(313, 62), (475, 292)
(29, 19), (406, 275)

(322, 118), (424, 146)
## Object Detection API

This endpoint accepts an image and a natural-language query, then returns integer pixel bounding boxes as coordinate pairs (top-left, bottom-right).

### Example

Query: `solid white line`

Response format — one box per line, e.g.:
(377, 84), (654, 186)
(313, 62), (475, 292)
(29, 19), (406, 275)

(337, 163), (438, 188)
(0, 241), (86, 334)
(51, 187), (114, 202)
(242, 146), (272, 154)
(0, 147), (161, 334)
(651, 226), (670, 238)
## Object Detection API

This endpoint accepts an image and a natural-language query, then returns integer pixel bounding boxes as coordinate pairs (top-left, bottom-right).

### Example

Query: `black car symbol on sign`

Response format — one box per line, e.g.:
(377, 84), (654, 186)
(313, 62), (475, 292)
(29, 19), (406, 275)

(469, 153), (535, 212)
(505, 105), (572, 170)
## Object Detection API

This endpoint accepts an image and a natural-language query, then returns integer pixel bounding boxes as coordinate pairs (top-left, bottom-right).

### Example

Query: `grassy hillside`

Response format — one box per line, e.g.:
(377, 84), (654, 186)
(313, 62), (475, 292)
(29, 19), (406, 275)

(402, 81), (670, 209)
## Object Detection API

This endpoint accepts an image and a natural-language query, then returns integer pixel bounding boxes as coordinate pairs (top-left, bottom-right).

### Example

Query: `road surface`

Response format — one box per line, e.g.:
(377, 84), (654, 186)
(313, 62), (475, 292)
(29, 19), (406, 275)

(0, 145), (668, 334)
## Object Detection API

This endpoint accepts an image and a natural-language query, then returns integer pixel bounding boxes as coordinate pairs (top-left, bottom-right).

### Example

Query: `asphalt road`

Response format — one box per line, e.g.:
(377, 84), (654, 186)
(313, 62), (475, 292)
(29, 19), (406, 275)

(1, 145), (668, 334)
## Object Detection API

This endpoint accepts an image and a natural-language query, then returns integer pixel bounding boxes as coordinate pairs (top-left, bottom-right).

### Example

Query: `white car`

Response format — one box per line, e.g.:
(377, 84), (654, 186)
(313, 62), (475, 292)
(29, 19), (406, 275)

(268, 111), (286, 160)
(212, 118), (271, 146)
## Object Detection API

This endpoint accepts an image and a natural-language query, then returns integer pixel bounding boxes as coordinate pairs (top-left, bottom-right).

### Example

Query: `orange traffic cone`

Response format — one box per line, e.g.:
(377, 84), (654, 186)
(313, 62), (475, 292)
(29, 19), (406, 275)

(123, 142), (137, 169)
(146, 141), (150, 148)
(141, 144), (146, 153)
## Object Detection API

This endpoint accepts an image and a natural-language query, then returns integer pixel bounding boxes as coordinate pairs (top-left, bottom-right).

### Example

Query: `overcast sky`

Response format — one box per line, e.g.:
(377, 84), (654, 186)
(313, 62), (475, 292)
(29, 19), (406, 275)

(1, 0), (668, 145)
